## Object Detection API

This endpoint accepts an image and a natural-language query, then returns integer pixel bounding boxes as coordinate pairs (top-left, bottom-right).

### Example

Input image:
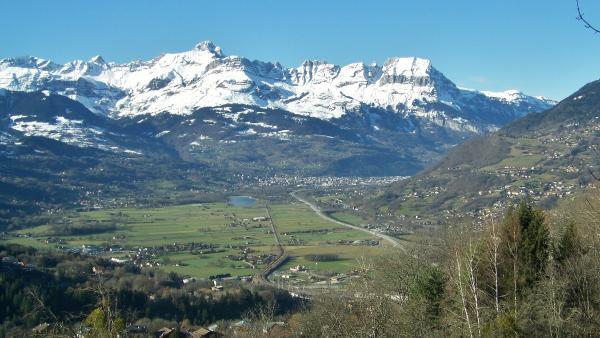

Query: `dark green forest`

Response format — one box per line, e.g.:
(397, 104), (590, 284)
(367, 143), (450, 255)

(0, 244), (300, 337)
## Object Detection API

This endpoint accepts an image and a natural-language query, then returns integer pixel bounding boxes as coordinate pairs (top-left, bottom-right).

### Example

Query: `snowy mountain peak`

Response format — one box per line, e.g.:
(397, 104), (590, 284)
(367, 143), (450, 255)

(290, 60), (340, 85)
(0, 42), (554, 133)
(89, 55), (106, 64)
(1, 56), (58, 71)
(383, 57), (432, 77)
(194, 41), (223, 56)
(481, 89), (529, 102)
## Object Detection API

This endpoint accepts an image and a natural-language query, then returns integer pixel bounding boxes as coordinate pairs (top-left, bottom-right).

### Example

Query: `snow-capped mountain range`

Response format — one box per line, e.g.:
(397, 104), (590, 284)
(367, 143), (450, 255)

(0, 42), (558, 177)
(0, 41), (553, 134)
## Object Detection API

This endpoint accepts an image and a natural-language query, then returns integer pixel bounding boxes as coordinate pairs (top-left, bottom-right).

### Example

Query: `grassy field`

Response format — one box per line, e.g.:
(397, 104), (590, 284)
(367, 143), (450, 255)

(327, 211), (369, 226)
(5, 199), (381, 278)
(8, 202), (278, 277)
(279, 245), (383, 274)
(156, 251), (259, 277)
(269, 202), (374, 245)
(480, 138), (546, 171)
(15, 203), (276, 247)
(268, 202), (382, 277)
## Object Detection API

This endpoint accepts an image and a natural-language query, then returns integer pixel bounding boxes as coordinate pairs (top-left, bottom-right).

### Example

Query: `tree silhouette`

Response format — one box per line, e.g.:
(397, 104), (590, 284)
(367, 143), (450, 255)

(576, 0), (600, 33)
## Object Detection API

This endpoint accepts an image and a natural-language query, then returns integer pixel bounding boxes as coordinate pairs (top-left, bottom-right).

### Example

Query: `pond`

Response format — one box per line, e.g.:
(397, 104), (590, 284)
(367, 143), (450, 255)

(227, 195), (257, 207)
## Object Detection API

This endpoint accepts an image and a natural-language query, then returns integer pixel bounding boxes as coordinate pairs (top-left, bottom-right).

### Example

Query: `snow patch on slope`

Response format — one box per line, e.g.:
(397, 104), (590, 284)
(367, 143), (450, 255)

(0, 42), (555, 134)
(9, 115), (139, 153)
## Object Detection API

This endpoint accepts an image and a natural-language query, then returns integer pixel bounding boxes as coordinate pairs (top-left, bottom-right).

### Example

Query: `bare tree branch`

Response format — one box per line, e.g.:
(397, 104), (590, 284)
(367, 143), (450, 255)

(576, 0), (600, 33)
(589, 167), (600, 182)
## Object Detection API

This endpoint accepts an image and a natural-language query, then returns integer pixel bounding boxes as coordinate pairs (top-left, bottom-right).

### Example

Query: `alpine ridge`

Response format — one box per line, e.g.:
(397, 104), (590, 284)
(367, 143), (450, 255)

(0, 41), (554, 134)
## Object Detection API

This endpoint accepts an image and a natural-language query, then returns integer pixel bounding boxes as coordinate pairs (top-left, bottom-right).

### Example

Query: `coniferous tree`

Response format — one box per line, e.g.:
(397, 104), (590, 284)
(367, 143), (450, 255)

(555, 221), (583, 264)
(516, 201), (550, 286)
(500, 201), (550, 298)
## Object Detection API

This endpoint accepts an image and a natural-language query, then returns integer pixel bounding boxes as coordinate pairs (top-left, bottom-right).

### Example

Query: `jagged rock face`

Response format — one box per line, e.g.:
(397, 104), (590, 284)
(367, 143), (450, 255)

(0, 41), (554, 135)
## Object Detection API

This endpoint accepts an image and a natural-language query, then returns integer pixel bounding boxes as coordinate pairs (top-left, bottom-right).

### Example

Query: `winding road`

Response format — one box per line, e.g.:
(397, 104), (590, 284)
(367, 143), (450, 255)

(256, 191), (404, 284)
(290, 190), (404, 250)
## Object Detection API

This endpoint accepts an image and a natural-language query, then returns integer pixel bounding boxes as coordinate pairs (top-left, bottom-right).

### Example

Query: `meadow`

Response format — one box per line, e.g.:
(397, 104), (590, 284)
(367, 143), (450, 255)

(5, 199), (380, 278)
(270, 202), (374, 244)
(279, 245), (383, 274)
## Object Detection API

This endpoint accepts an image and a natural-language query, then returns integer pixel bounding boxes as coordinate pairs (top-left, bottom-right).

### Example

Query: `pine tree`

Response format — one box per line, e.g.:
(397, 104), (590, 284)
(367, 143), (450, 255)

(555, 221), (583, 264)
(516, 201), (549, 286)
(500, 201), (550, 300)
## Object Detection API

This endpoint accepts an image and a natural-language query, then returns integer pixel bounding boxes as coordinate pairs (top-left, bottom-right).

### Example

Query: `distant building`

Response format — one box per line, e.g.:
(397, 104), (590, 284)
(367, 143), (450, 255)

(156, 327), (175, 338)
(330, 276), (343, 283)
(183, 277), (197, 284)
(156, 327), (223, 338)
(289, 265), (306, 272)
(211, 280), (223, 291)
(189, 327), (223, 337)
(110, 257), (128, 264)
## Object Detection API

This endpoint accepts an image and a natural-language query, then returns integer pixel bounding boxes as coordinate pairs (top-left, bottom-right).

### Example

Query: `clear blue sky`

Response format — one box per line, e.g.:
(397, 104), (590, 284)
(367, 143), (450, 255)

(2, 0), (599, 99)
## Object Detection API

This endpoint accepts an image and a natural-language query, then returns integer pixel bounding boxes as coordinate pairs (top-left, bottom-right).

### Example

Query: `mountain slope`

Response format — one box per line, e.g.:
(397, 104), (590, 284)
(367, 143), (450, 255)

(369, 80), (600, 229)
(123, 104), (426, 176)
(0, 42), (555, 176)
(0, 91), (225, 229)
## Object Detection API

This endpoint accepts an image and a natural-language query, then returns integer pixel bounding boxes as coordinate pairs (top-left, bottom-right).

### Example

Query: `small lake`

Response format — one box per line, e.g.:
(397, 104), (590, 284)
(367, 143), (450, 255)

(227, 195), (257, 207)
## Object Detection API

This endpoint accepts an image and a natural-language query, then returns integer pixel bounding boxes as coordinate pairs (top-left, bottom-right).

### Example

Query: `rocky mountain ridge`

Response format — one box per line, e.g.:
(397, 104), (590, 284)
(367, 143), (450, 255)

(0, 41), (554, 135)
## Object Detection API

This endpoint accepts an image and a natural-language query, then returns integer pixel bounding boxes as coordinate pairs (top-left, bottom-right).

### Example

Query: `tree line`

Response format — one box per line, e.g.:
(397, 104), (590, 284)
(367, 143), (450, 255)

(0, 244), (300, 337)
(296, 189), (600, 337)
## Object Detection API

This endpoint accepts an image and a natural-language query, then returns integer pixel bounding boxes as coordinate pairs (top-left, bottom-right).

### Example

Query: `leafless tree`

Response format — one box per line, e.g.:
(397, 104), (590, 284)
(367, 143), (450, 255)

(453, 248), (474, 338)
(466, 239), (482, 337)
(487, 216), (501, 314)
(576, 0), (600, 33)
(26, 288), (76, 338)
(241, 301), (278, 338)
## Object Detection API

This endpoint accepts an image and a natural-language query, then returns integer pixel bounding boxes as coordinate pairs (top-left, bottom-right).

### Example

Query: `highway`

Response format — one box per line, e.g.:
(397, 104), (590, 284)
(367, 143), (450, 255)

(257, 190), (404, 285)
(290, 190), (404, 250)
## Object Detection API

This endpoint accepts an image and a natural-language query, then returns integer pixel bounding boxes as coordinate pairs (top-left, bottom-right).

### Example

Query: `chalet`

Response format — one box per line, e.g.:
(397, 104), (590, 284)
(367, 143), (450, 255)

(183, 277), (197, 284)
(110, 257), (128, 264)
(330, 276), (343, 283)
(211, 280), (223, 291)
(189, 327), (223, 337)
(156, 327), (175, 338)
(289, 265), (306, 272)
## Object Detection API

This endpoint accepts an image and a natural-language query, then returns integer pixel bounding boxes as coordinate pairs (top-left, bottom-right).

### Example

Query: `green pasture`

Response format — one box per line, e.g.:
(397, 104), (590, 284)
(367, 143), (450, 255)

(269, 202), (374, 244)
(279, 245), (383, 274)
(5, 199), (384, 278)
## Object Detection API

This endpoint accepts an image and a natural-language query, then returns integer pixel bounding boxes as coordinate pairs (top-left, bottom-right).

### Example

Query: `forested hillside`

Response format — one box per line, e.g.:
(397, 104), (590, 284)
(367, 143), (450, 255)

(367, 80), (600, 231)
(297, 189), (600, 337)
